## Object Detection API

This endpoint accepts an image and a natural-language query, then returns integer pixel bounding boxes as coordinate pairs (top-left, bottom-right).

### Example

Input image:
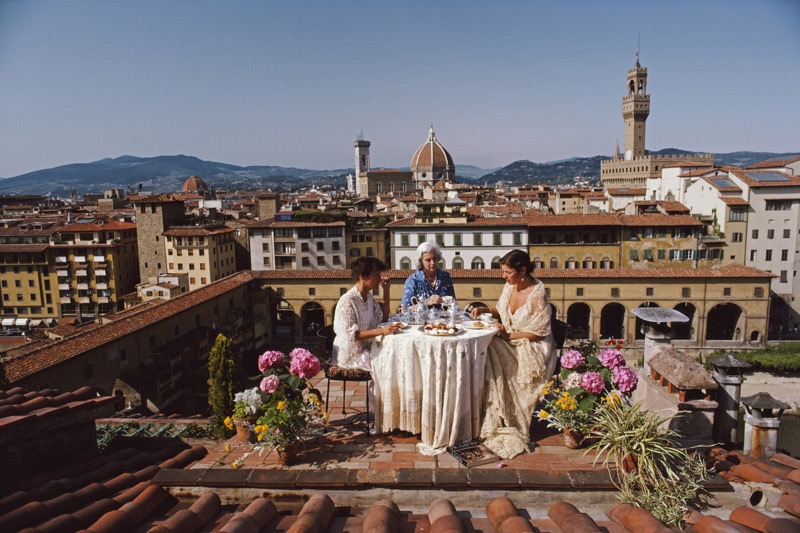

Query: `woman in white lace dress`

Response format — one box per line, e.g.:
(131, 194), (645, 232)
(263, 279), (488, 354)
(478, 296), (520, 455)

(470, 249), (556, 458)
(333, 257), (402, 370)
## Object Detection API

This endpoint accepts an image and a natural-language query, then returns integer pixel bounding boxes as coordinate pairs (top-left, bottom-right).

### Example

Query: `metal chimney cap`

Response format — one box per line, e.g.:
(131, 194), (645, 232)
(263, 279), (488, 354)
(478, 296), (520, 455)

(740, 392), (790, 410)
(707, 351), (753, 370)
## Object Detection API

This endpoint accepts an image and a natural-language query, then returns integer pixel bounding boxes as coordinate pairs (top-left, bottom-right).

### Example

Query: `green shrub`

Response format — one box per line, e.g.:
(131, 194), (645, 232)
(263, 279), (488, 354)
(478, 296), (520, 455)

(710, 342), (800, 372)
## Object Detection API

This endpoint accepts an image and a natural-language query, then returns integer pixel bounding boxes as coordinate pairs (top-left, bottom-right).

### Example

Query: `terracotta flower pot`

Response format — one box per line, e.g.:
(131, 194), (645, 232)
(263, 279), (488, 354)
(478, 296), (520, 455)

(277, 441), (301, 466)
(234, 417), (257, 443)
(562, 428), (584, 449)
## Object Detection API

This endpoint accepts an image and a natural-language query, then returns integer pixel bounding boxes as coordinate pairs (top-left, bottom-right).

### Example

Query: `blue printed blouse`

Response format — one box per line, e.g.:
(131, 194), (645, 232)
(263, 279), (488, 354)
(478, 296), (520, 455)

(401, 268), (455, 307)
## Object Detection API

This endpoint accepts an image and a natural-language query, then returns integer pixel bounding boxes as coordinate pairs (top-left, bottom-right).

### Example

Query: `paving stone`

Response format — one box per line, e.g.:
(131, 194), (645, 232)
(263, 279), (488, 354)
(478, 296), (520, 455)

(198, 468), (250, 487)
(295, 469), (349, 488)
(467, 468), (520, 488)
(247, 469), (299, 488)
(433, 468), (469, 488)
(350, 468), (398, 486)
(396, 468), (434, 487)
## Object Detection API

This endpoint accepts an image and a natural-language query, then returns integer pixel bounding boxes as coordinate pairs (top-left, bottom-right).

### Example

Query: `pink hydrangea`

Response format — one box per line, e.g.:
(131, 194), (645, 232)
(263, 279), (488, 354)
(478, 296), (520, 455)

(258, 350), (285, 372)
(560, 349), (585, 370)
(613, 366), (639, 393)
(581, 371), (605, 394)
(289, 348), (321, 378)
(260, 374), (280, 394)
(598, 348), (625, 369)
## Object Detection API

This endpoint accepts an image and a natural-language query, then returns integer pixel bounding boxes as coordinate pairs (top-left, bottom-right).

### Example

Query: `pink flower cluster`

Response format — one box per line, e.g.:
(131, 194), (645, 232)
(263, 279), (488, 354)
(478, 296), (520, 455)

(612, 366), (638, 393)
(260, 374), (280, 394)
(581, 371), (605, 394)
(598, 348), (625, 369)
(560, 349), (585, 370)
(258, 350), (285, 372)
(289, 348), (321, 378)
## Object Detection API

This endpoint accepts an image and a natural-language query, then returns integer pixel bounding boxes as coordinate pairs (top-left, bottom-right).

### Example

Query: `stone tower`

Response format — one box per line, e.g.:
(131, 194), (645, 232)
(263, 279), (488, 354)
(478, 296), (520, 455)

(354, 136), (371, 196)
(622, 49), (650, 161)
(257, 193), (280, 220)
(134, 196), (185, 282)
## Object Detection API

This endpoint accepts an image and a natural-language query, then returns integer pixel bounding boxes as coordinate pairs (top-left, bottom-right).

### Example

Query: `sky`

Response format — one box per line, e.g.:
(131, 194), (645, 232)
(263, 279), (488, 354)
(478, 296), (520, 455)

(0, 0), (798, 178)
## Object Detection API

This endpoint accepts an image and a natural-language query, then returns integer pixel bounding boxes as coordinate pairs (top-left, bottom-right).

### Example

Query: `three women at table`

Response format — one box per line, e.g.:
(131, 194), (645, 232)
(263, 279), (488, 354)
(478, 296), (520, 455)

(470, 249), (556, 459)
(401, 242), (455, 307)
(333, 257), (402, 370)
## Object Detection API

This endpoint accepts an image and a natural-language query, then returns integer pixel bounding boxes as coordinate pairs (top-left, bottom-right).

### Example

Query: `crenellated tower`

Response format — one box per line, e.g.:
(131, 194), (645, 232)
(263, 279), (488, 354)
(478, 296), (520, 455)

(622, 48), (650, 161)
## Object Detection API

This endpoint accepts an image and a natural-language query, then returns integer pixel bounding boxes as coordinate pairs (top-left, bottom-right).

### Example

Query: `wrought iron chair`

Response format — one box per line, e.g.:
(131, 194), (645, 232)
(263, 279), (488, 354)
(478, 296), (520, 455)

(316, 325), (371, 426)
(551, 318), (570, 381)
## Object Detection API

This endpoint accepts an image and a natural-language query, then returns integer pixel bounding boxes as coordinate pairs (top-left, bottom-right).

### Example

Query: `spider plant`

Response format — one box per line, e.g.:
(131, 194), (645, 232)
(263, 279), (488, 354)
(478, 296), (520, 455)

(586, 400), (712, 528)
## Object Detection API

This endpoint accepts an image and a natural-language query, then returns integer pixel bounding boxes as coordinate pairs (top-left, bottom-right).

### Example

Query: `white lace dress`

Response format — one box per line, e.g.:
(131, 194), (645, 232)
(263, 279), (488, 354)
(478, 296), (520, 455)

(480, 279), (556, 459)
(332, 285), (384, 370)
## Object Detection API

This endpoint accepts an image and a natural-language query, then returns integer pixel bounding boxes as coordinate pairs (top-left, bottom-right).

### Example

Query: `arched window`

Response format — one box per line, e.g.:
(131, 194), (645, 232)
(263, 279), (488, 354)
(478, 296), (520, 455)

(490, 256), (502, 269)
(400, 257), (412, 270)
(452, 257), (464, 269)
(600, 256), (614, 269)
(549, 257), (559, 269)
(471, 257), (485, 269)
(438, 258), (445, 269)
(565, 256), (578, 269)
(532, 257), (545, 269)
(582, 257), (596, 269)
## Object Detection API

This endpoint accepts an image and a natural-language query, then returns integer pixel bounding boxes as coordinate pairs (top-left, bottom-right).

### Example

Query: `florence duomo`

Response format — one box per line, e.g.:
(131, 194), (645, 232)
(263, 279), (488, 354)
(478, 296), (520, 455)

(1, 3), (799, 531)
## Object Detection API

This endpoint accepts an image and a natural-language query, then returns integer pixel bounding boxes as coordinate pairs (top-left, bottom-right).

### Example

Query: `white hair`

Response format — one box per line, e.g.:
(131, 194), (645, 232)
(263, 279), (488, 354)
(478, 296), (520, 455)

(416, 241), (442, 269)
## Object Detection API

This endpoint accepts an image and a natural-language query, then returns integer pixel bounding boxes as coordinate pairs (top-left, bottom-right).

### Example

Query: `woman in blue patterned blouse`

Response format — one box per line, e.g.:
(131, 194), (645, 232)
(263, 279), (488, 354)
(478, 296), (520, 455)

(401, 242), (455, 307)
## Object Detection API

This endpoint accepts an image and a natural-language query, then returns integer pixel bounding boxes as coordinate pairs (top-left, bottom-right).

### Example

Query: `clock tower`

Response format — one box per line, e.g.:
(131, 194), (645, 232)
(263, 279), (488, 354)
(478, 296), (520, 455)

(622, 49), (649, 160)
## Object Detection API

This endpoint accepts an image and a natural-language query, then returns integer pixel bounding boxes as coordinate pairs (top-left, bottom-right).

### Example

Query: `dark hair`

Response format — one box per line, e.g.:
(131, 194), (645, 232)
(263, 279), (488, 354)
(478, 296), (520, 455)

(350, 256), (388, 279)
(499, 249), (534, 276)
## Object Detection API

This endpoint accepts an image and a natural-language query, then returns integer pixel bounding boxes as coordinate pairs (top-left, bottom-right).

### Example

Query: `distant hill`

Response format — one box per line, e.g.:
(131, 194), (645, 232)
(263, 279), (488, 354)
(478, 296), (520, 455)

(470, 149), (800, 186)
(1, 150), (796, 195)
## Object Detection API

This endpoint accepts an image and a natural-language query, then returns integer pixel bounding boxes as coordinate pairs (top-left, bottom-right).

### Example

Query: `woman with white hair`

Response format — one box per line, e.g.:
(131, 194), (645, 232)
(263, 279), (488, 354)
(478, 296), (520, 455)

(401, 241), (455, 307)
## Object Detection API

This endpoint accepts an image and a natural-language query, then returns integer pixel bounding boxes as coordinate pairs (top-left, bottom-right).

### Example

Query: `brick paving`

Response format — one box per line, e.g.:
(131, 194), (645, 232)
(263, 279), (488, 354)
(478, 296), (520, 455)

(197, 375), (610, 476)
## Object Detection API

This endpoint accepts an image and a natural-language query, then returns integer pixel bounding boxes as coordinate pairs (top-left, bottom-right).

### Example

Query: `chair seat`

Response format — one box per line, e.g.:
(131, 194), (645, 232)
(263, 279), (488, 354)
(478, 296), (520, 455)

(325, 365), (372, 381)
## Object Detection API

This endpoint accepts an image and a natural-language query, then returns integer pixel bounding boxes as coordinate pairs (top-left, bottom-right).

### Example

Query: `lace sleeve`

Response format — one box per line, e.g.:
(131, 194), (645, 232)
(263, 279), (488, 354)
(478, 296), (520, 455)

(524, 282), (552, 337)
(370, 296), (384, 327)
(333, 293), (360, 346)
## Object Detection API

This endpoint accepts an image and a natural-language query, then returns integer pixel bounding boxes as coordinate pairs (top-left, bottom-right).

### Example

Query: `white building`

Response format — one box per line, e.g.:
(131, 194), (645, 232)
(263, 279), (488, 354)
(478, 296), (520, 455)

(249, 220), (346, 271)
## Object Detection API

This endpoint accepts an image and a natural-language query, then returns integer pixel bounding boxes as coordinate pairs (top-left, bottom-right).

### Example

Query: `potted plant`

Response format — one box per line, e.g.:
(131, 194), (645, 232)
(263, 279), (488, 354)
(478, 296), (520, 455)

(224, 387), (263, 443)
(587, 399), (712, 528)
(538, 339), (638, 448)
(252, 348), (325, 465)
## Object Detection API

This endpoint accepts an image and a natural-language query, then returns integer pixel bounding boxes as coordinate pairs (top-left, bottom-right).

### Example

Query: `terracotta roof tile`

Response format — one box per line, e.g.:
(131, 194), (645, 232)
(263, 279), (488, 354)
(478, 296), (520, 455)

(162, 226), (233, 237)
(619, 214), (702, 227)
(746, 155), (800, 168)
(729, 169), (800, 188)
(720, 197), (749, 206)
(57, 220), (136, 232)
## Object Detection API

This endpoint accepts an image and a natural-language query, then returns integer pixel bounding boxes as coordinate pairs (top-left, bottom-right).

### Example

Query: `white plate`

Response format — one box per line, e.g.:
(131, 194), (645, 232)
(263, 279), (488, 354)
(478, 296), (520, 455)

(462, 320), (491, 330)
(419, 325), (463, 336)
(380, 321), (410, 329)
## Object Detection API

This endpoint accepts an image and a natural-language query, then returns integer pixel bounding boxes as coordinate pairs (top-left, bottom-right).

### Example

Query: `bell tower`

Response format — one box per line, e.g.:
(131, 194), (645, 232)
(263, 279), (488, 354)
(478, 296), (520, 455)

(622, 47), (649, 160)
(354, 133), (370, 196)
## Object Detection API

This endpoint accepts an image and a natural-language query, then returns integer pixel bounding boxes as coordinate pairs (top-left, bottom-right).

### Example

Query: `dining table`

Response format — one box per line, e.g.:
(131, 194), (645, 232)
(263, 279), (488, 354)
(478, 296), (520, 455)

(369, 320), (498, 455)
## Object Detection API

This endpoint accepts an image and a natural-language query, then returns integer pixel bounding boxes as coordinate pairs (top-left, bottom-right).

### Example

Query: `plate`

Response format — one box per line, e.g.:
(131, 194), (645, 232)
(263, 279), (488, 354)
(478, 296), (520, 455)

(462, 320), (491, 330)
(419, 324), (463, 336)
(380, 321), (410, 329)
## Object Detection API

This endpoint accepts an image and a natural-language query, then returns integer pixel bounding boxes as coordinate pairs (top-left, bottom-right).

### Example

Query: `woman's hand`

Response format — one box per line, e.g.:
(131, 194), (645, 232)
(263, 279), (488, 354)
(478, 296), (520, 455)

(382, 323), (402, 335)
(426, 295), (442, 306)
(495, 324), (511, 342)
(470, 306), (489, 319)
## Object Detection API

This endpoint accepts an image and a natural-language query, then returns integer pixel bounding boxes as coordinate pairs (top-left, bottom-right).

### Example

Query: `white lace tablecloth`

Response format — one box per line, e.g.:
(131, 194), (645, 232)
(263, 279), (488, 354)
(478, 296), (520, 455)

(369, 325), (497, 455)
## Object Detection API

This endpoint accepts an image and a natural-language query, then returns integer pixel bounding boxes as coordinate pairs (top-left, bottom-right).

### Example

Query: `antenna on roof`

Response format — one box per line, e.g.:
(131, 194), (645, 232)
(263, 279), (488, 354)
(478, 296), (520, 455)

(357, 129), (364, 141)
(635, 34), (641, 67)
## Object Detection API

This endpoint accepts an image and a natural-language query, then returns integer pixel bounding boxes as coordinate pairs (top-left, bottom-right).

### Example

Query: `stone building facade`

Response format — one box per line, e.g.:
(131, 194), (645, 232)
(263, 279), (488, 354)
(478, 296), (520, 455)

(133, 196), (186, 282)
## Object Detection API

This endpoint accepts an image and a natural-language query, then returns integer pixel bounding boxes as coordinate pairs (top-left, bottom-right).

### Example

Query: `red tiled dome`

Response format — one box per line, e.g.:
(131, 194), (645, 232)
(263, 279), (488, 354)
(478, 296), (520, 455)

(411, 125), (454, 170)
(181, 175), (208, 192)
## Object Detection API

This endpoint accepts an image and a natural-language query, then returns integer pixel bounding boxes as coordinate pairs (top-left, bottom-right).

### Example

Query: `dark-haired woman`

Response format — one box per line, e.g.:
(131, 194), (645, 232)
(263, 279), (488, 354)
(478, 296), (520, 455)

(333, 256), (402, 370)
(470, 249), (555, 459)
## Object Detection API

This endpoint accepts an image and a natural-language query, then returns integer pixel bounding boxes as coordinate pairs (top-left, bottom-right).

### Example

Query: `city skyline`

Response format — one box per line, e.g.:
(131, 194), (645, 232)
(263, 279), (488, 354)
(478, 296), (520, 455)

(0, 0), (798, 179)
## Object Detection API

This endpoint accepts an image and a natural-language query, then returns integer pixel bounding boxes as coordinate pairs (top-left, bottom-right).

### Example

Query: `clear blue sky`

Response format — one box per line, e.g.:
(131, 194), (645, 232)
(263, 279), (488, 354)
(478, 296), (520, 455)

(1, 0), (798, 178)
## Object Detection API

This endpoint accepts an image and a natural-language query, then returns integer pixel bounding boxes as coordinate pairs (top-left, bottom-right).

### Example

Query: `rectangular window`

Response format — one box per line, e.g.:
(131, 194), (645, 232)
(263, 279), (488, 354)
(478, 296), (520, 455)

(302, 257), (310, 267)
(332, 241), (340, 251)
(611, 288), (620, 297)
(435, 234), (444, 246)
(493, 233), (502, 246)
(474, 233), (482, 246)
(646, 287), (654, 296)
(301, 243), (309, 252)
(418, 234), (426, 245)
(754, 287), (764, 298)
(576, 288), (584, 297)
(767, 229), (775, 239)
(401, 234), (409, 247)
(277, 287), (284, 297)
(317, 257), (325, 266)
(340, 288), (347, 296)
(750, 250), (757, 261)
(682, 287), (691, 298)
(317, 242), (324, 252)
(309, 287), (316, 296)
(201, 277), (207, 284)
(473, 287), (482, 298)
(657, 249), (666, 260)
(454, 234), (462, 246)
(752, 229), (759, 239)
(723, 287), (731, 296)
(780, 270), (788, 283)
(732, 232), (743, 243)
(781, 250), (789, 261)
(629, 249), (639, 261)
(766, 250), (773, 261)
(728, 209), (745, 221)
(784, 229), (791, 239)
(513, 233), (522, 246)
(643, 249), (653, 261)
(333, 256), (341, 265)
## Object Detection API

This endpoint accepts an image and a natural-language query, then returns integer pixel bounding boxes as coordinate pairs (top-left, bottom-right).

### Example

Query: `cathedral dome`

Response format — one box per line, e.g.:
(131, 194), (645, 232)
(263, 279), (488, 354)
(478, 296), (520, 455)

(410, 125), (455, 172)
(182, 175), (208, 192)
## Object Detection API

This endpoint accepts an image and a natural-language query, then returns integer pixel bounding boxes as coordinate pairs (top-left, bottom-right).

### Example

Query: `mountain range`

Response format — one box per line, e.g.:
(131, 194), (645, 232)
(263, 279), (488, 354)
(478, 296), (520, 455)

(0, 150), (797, 196)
